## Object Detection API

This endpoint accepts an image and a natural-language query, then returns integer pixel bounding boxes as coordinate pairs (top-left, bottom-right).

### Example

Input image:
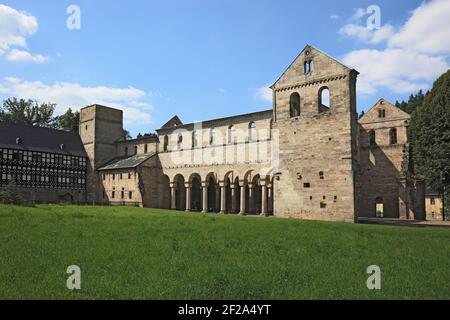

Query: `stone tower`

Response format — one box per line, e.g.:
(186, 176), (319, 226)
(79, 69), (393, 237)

(79, 104), (124, 202)
(271, 45), (360, 222)
(358, 99), (425, 219)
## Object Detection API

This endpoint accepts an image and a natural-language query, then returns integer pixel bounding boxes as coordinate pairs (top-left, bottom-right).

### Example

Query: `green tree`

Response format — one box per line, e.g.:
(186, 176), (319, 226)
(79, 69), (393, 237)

(395, 89), (428, 115)
(0, 181), (21, 204)
(0, 98), (56, 127)
(410, 70), (450, 219)
(54, 108), (80, 132)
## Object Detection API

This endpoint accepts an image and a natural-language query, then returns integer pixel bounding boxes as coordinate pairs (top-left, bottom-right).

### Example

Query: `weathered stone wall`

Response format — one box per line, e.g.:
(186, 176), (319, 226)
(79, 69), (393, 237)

(271, 45), (359, 222)
(79, 105), (124, 203)
(425, 195), (443, 220)
(116, 137), (158, 157)
(157, 110), (275, 184)
(358, 99), (410, 218)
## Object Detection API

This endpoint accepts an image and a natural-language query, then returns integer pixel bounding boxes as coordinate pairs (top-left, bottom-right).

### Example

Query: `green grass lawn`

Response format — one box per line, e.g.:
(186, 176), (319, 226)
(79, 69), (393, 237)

(0, 204), (449, 300)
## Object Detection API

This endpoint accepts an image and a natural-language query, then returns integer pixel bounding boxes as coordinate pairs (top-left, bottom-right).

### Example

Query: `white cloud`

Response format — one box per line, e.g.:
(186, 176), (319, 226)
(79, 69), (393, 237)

(330, 14), (339, 20)
(0, 4), (46, 62)
(339, 23), (395, 44)
(0, 77), (153, 125)
(6, 49), (48, 63)
(388, 0), (450, 55)
(255, 85), (272, 102)
(351, 8), (366, 21)
(218, 88), (226, 93)
(340, 0), (450, 96)
(343, 49), (448, 94)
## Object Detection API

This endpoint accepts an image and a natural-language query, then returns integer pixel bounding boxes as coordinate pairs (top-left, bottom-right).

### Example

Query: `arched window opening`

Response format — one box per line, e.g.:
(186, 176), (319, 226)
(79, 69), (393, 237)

(318, 87), (330, 112)
(144, 144), (148, 153)
(269, 119), (273, 139)
(134, 146), (138, 155)
(192, 131), (198, 148)
(163, 135), (169, 152)
(228, 125), (234, 144)
(289, 93), (300, 118)
(369, 130), (376, 147)
(375, 197), (384, 218)
(390, 128), (397, 145)
(210, 128), (215, 145)
(248, 122), (256, 141)
(177, 134), (183, 149)
(304, 60), (313, 74)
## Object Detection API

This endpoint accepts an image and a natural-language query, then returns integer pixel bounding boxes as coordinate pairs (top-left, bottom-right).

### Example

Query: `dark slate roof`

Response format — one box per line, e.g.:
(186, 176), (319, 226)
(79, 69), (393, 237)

(0, 121), (87, 157)
(98, 153), (156, 171)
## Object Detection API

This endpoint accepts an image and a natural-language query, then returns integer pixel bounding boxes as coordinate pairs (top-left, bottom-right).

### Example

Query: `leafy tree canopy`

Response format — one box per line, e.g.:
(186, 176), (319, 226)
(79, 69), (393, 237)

(409, 70), (450, 217)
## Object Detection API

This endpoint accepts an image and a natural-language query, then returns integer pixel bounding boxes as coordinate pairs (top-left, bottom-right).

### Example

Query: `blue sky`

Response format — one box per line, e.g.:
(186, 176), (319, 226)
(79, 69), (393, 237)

(0, 0), (448, 136)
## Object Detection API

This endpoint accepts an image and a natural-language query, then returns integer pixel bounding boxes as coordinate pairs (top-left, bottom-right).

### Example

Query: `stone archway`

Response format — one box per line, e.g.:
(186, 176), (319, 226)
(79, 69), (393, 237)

(173, 174), (186, 210)
(207, 174), (217, 212)
(159, 174), (171, 209)
(189, 174), (202, 211)
(225, 177), (232, 213)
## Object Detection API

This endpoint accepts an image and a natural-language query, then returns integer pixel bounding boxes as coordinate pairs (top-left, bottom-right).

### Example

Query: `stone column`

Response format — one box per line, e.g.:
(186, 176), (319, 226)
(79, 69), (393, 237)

(239, 180), (246, 216)
(230, 184), (236, 213)
(170, 183), (176, 210)
(202, 181), (208, 213)
(219, 181), (226, 214)
(248, 183), (254, 214)
(215, 185), (221, 212)
(185, 183), (191, 212)
(398, 177), (408, 219)
(261, 182), (268, 216)
(267, 184), (273, 214)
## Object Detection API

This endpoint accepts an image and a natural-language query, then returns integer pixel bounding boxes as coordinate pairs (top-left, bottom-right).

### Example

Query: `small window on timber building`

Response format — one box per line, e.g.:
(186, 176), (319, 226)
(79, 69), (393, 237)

(390, 128), (397, 145)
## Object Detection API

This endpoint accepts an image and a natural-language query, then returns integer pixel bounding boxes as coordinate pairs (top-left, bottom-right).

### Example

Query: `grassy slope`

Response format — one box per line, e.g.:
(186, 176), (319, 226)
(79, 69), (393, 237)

(0, 205), (449, 300)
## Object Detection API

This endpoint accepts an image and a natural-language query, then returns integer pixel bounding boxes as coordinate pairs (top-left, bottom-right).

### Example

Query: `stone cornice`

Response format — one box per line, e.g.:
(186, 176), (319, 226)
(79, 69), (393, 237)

(274, 74), (348, 93)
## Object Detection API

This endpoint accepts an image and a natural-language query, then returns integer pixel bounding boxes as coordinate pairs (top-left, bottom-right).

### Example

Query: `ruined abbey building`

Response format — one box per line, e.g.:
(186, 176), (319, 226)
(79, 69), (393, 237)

(0, 45), (425, 222)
